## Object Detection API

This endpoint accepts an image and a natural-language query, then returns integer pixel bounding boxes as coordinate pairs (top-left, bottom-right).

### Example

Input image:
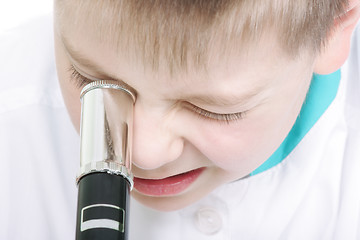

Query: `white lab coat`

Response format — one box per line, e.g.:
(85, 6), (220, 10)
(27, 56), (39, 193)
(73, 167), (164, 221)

(0, 15), (359, 240)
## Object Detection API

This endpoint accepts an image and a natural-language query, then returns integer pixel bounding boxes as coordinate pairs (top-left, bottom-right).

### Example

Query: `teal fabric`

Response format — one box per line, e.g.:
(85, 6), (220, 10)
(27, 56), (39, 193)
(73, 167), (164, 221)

(251, 70), (341, 176)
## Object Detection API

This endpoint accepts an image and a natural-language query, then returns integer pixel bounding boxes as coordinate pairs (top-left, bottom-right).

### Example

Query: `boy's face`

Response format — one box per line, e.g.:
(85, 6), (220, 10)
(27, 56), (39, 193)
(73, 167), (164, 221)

(54, 14), (315, 211)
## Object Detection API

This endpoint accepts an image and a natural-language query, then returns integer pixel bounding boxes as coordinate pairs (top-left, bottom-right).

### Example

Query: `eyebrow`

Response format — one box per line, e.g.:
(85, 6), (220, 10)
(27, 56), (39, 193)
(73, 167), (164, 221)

(183, 88), (267, 108)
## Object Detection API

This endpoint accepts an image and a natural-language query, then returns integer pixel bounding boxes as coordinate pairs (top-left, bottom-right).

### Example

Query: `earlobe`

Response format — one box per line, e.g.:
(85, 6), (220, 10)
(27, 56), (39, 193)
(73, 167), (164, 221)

(314, 0), (360, 75)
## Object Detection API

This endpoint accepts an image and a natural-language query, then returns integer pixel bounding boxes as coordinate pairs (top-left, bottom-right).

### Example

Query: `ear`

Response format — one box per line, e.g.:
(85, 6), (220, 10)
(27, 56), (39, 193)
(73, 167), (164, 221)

(314, 0), (360, 74)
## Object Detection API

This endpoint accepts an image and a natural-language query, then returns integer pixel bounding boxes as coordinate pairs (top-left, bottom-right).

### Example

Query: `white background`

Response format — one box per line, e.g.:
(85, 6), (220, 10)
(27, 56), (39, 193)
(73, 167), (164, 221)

(0, 1), (53, 33)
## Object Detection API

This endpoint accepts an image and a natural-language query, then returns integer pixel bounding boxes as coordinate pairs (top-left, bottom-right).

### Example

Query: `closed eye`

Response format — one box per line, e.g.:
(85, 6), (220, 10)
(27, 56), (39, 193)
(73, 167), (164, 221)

(184, 103), (246, 124)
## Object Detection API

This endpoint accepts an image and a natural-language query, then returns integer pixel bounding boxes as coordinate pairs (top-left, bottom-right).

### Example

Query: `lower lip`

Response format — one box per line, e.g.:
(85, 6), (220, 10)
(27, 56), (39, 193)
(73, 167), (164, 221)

(133, 168), (205, 196)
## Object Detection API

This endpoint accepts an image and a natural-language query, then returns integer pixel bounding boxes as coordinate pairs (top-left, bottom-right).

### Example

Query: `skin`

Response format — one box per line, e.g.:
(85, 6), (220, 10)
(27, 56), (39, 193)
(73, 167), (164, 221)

(53, 2), (360, 211)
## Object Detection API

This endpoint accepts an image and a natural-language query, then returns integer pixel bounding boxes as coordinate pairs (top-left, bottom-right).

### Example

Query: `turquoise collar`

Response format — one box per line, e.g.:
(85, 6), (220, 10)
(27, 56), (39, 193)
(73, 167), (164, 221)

(251, 70), (341, 176)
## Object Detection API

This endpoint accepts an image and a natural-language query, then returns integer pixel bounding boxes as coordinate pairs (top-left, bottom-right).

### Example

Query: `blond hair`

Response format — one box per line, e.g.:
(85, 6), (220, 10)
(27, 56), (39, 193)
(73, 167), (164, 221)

(55, 0), (348, 74)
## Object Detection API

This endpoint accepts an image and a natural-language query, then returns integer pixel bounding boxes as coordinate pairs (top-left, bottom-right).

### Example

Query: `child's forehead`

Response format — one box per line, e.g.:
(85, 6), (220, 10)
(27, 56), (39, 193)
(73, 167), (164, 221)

(59, 24), (295, 85)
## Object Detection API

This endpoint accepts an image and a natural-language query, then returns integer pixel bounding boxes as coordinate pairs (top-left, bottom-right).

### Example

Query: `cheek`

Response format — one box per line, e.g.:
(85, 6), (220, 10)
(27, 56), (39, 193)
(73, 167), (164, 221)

(54, 36), (82, 132)
(190, 104), (300, 174)
(194, 122), (275, 173)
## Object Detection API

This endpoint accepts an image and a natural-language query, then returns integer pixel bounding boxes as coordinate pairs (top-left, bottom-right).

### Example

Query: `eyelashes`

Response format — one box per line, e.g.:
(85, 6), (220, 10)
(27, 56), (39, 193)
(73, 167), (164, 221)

(68, 65), (93, 88)
(185, 104), (246, 124)
(67, 65), (245, 124)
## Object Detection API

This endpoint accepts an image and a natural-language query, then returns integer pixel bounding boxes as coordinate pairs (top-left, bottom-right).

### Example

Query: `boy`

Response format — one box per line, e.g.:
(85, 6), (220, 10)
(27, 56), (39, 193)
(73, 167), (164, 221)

(1, 0), (360, 239)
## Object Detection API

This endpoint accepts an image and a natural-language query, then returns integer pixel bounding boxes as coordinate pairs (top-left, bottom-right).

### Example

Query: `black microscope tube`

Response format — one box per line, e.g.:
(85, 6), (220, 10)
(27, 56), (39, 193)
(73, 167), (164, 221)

(76, 173), (130, 240)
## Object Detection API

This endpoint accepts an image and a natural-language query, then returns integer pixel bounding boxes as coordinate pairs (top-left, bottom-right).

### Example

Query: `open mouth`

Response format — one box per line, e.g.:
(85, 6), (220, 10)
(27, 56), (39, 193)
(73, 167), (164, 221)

(133, 168), (205, 196)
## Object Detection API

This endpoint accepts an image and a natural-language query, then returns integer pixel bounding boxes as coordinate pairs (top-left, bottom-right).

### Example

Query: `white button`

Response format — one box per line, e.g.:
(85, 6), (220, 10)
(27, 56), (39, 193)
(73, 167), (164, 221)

(194, 207), (223, 235)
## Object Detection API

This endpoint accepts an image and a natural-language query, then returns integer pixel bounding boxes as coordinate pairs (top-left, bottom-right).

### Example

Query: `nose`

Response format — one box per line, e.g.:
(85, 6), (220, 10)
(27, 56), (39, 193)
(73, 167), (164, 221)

(131, 103), (184, 170)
